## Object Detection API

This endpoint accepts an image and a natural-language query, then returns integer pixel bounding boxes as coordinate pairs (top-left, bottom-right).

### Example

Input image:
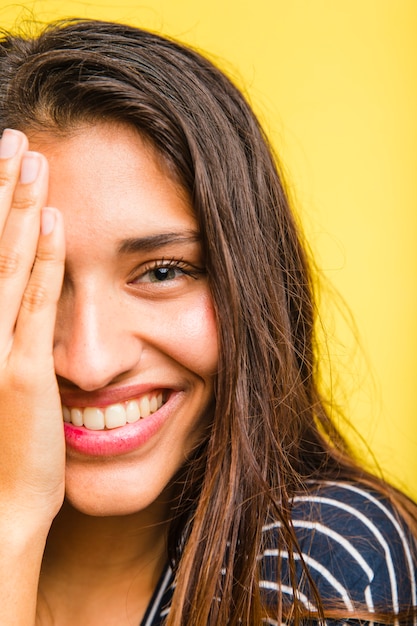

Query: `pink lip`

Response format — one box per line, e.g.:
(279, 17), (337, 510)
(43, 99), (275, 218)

(63, 390), (180, 457)
(59, 383), (166, 409)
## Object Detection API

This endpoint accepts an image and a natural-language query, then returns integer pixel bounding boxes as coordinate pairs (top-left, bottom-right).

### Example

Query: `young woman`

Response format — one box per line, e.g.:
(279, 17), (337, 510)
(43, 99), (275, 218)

(0, 19), (415, 625)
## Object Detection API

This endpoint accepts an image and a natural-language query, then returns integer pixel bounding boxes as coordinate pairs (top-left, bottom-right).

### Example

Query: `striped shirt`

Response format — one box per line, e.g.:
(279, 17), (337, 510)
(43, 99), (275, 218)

(140, 481), (417, 625)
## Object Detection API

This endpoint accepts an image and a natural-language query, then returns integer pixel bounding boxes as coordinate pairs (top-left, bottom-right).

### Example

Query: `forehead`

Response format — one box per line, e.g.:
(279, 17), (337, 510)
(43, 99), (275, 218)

(28, 122), (196, 250)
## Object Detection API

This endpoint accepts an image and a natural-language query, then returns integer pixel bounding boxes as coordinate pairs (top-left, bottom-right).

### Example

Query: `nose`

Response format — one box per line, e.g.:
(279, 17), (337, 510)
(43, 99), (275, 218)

(53, 288), (142, 391)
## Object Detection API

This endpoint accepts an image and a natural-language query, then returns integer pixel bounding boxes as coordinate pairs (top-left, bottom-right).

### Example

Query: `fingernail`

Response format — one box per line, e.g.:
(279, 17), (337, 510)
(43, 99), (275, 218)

(0, 129), (21, 159)
(41, 208), (56, 236)
(20, 152), (41, 184)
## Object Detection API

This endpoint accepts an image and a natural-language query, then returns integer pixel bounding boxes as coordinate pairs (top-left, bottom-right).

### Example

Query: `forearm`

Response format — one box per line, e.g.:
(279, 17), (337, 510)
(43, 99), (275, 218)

(0, 516), (50, 625)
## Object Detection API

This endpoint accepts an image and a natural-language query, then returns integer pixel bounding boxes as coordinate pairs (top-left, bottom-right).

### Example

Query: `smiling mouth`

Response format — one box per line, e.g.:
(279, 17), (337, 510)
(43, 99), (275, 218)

(62, 392), (166, 431)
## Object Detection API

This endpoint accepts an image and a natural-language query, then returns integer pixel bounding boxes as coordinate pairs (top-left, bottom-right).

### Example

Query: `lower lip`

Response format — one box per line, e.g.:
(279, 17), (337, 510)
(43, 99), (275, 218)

(63, 394), (178, 457)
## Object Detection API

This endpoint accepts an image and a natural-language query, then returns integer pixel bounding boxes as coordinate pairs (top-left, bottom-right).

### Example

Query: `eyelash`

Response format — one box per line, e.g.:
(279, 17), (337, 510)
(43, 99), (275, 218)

(130, 258), (204, 285)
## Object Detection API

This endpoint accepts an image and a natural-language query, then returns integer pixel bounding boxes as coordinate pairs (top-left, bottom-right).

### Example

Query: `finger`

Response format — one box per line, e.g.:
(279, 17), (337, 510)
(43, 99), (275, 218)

(0, 129), (29, 234)
(12, 207), (65, 367)
(0, 151), (49, 351)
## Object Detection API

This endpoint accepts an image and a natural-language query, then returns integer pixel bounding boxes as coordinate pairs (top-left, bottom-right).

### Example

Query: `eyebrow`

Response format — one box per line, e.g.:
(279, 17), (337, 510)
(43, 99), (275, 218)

(117, 230), (201, 254)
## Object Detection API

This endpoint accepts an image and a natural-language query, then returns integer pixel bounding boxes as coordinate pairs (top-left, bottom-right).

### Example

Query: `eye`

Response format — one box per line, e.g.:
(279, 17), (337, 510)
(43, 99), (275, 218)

(130, 258), (204, 286)
(147, 264), (185, 283)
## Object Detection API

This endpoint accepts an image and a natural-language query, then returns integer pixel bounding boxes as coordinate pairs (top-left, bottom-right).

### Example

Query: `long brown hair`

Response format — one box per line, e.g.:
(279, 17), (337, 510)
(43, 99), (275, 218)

(0, 19), (415, 624)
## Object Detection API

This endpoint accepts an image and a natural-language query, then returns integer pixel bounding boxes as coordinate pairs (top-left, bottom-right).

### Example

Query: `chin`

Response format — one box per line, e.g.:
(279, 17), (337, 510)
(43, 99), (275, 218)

(63, 461), (176, 519)
(64, 494), (153, 518)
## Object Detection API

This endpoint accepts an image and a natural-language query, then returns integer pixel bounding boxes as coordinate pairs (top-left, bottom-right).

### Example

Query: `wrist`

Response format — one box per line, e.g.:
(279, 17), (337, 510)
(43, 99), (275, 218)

(0, 502), (56, 547)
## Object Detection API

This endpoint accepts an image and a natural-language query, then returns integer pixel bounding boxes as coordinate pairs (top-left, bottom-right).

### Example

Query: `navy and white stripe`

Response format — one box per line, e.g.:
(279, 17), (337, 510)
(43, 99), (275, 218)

(140, 565), (174, 626)
(140, 481), (417, 624)
(260, 481), (417, 625)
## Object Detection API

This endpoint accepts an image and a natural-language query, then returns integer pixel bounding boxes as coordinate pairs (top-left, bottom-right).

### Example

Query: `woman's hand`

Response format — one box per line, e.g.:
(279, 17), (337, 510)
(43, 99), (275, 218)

(0, 129), (66, 530)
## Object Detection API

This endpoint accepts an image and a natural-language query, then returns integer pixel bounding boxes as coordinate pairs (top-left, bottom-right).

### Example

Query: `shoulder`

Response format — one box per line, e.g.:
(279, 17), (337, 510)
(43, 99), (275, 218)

(260, 480), (417, 614)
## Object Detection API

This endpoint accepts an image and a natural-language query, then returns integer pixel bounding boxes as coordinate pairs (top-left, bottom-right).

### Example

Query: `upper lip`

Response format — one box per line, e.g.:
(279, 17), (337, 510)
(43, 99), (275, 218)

(59, 383), (174, 409)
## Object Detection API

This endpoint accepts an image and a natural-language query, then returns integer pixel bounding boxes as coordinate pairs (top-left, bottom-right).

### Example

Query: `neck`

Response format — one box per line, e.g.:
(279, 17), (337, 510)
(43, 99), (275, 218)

(45, 498), (170, 572)
(39, 498), (172, 624)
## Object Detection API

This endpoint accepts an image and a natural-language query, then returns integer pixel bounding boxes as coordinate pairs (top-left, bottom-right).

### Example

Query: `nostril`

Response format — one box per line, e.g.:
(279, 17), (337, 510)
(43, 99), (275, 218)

(54, 340), (143, 393)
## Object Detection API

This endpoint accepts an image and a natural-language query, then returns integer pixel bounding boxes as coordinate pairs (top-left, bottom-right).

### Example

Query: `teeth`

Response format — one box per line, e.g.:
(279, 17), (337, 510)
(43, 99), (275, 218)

(105, 404), (126, 429)
(138, 395), (150, 418)
(149, 395), (158, 413)
(63, 406), (71, 423)
(71, 408), (84, 427)
(126, 400), (140, 423)
(62, 394), (164, 431)
(83, 407), (105, 430)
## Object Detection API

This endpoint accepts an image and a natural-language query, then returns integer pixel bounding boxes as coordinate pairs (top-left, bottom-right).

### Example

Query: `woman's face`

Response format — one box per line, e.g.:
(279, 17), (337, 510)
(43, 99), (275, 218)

(30, 122), (218, 517)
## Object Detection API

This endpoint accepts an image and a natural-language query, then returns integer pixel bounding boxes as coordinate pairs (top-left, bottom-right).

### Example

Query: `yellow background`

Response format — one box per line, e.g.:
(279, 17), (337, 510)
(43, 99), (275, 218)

(1, 0), (416, 498)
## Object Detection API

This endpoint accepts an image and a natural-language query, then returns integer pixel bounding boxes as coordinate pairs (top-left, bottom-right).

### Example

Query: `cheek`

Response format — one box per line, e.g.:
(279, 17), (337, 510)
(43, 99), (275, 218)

(169, 291), (218, 376)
